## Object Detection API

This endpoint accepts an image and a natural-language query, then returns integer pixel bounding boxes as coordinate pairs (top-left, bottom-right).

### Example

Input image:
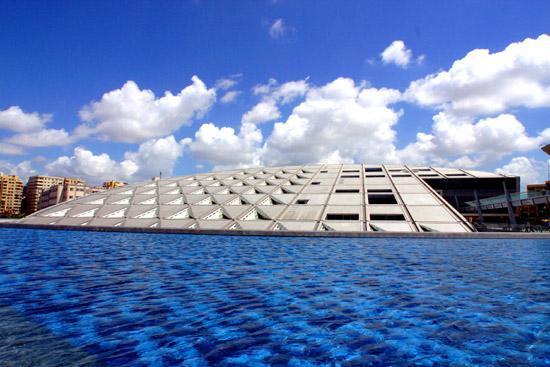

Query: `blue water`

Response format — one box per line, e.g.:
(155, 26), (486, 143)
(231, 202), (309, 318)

(0, 228), (548, 366)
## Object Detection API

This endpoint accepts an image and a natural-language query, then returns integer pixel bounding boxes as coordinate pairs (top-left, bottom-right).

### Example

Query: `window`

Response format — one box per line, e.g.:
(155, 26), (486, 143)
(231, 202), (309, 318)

(365, 167), (383, 172)
(335, 189), (360, 193)
(367, 189), (392, 193)
(392, 174), (412, 177)
(419, 174), (438, 177)
(311, 181), (321, 185)
(368, 194), (397, 204)
(326, 213), (359, 220)
(296, 199), (309, 205)
(342, 169), (360, 173)
(365, 175), (385, 178)
(320, 170), (328, 173)
(446, 173), (468, 177)
(370, 214), (405, 221)
(341, 175), (360, 178)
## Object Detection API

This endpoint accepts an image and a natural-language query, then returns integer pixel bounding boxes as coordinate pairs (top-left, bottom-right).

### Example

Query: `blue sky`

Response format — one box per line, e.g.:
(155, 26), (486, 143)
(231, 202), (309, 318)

(1, 0), (549, 185)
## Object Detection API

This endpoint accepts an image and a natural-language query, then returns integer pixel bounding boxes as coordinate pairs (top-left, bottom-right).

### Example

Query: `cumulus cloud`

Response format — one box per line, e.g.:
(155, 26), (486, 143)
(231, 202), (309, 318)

(220, 90), (241, 104)
(184, 122), (262, 171)
(242, 100), (281, 124)
(496, 156), (545, 187)
(45, 135), (186, 184)
(242, 78), (310, 124)
(123, 135), (185, 180)
(5, 128), (72, 147)
(381, 40), (413, 68)
(405, 34), (550, 116)
(269, 18), (286, 39)
(263, 78), (402, 165)
(215, 74), (242, 90)
(0, 160), (37, 182)
(0, 106), (51, 133)
(253, 78), (309, 103)
(398, 113), (549, 167)
(0, 143), (24, 155)
(76, 76), (216, 143)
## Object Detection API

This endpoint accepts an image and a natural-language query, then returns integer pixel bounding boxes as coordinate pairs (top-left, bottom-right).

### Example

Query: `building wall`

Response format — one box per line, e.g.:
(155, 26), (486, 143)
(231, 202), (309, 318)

(24, 176), (65, 214)
(0, 173), (23, 216)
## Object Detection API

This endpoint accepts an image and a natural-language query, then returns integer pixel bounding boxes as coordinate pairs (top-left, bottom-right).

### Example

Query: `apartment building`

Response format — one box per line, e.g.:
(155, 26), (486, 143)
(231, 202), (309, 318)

(0, 173), (24, 216)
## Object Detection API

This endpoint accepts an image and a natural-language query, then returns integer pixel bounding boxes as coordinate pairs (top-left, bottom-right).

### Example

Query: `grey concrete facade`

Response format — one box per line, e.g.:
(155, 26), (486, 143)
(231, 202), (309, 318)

(19, 164), (513, 233)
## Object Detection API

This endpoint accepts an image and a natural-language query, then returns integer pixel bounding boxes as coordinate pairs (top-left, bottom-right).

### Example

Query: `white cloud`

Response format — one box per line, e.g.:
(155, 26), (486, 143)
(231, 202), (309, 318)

(0, 143), (24, 155)
(269, 18), (286, 39)
(45, 135), (186, 184)
(220, 90), (241, 104)
(253, 78), (278, 95)
(0, 160), (37, 182)
(123, 135), (185, 180)
(184, 122), (262, 171)
(0, 106), (51, 133)
(406, 34), (550, 116)
(253, 78), (309, 103)
(76, 76), (216, 143)
(241, 100), (281, 124)
(215, 74), (242, 90)
(45, 147), (137, 184)
(263, 77), (402, 165)
(186, 77), (402, 169)
(398, 113), (548, 167)
(5, 128), (72, 147)
(381, 40), (413, 68)
(496, 156), (545, 187)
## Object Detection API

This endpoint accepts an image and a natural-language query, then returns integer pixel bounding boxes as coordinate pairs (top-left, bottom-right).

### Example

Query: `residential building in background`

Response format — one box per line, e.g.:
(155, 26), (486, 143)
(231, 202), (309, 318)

(37, 178), (108, 211)
(0, 173), (23, 217)
(24, 176), (65, 214)
(102, 180), (128, 190)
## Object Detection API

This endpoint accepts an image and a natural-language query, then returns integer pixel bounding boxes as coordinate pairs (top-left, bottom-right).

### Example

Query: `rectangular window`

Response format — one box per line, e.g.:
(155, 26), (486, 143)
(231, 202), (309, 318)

(311, 181), (321, 185)
(335, 189), (360, 193)
(392, 174), (412, 177)
(419, 174), (439, 177)
(326, 213), (359, 220)
(365, 175), (385, 178)
(370, 214), (405, 221)
(446, 173), (468, 177)
(296, 199), (309, 204)
(342, 169), (360, 173)
(365, 167), (383, 172)
(367, 189), (392, 193)
(368, 194), (398, 204)
(340, 175), (360, 178)
(320, 170), (328, 173)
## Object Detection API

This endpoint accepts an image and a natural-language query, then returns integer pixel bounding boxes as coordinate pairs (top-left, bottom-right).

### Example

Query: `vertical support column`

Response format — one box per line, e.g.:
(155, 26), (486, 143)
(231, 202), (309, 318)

(473, 190), (484, 225)
(502, 182), (517, 227)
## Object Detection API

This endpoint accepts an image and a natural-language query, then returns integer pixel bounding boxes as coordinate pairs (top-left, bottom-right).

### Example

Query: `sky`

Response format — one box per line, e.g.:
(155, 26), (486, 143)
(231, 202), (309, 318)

(1, 0), (549, 187)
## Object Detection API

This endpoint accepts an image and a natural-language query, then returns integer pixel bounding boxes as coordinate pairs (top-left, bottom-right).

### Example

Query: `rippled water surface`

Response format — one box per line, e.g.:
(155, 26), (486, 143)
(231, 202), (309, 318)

(0, 228), (548, 366)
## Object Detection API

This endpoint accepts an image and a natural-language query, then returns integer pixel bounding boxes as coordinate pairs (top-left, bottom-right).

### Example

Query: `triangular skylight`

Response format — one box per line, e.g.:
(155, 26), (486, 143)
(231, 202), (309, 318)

(204, 208), (230, 220)
(134, 208), (157, 219)
(196, 197), (213, 205)
(103, 208), (126, 218)
(86, 198), (105, 205)
(119, 189), (133, 195)
(190, 188), (205, 195)
(44, 208), (71, 217)
(167, 208), (190, 219)
(241, 208), (270, 221)
(165, 189), (180, 195)
(141, 189), (156, 195)
(113, 198), (131, 205)
(72, 208), (98, 218)
(166, 197), (184, 205)
(138, 197), (157, 205)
